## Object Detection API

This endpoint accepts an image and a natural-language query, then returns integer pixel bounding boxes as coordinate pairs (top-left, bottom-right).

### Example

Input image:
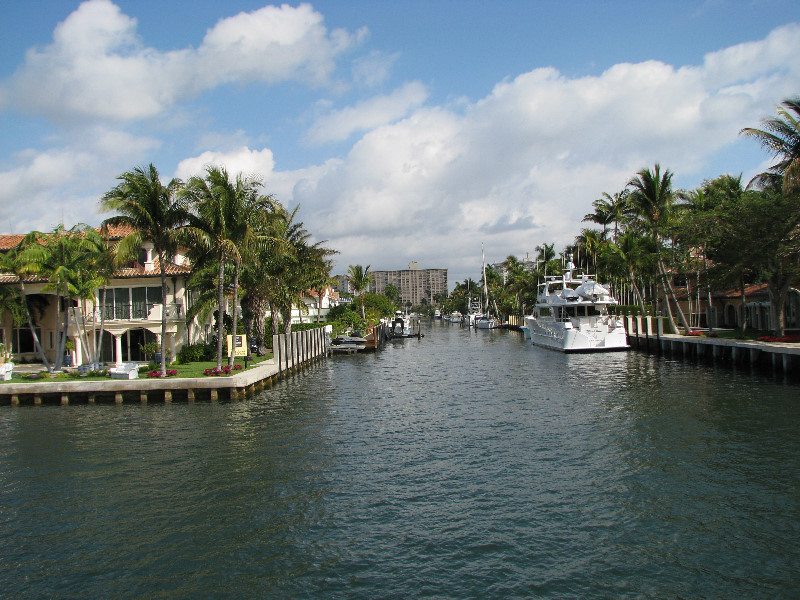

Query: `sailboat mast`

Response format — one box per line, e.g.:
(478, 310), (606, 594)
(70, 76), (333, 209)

(482, 243), (489, 314)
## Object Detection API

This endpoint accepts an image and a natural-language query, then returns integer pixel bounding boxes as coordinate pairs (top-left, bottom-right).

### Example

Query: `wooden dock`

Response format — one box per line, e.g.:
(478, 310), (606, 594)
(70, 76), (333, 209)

(625, 316), (798, 377)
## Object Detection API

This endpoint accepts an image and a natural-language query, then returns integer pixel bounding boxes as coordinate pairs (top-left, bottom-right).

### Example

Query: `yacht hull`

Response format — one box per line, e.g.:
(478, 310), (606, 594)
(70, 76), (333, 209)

(525, 316), (629, 352)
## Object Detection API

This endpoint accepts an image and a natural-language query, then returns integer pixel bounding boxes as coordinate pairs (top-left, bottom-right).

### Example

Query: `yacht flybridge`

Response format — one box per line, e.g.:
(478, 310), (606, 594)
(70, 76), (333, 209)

(524, 262), (628, 352)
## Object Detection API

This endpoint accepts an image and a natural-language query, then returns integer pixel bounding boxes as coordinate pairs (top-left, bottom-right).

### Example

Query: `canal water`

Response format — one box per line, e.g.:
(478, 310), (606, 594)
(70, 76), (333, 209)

(1, 321), (798, 599)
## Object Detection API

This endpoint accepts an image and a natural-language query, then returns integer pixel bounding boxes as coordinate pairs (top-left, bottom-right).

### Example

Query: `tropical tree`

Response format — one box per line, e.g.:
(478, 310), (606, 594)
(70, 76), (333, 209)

(627, 164), (691, 333)
(347, 264), (371, 320)
(101, 163), (188, 376)
(740, 98), (800, 334)
(69, 228), (112, 369)
(0, 249), (32, 359)
(12, 224), (107, 371)
(741, 96), (800, 193)
(608, 230), (652, 314)
(182, 166), (265, 369)
(384, 283), (401, 307)
(307, 257), (338, 323)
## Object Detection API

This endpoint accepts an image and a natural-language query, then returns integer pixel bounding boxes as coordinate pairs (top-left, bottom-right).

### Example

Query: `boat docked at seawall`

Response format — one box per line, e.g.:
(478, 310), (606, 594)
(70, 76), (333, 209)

(474, 314), (500, 329)
(389, 311), (422, 338)
(524, 262), (628, 352)
(330, 335), (367, 353)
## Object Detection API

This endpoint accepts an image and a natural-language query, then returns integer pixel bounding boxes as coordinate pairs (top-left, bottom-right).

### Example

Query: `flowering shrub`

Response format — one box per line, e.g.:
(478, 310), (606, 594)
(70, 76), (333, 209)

(203, 366), (234, 376)
(147, 369), (178, 378)
(202, 364), (244, 376)
(757, 334), (800, 343)
(686, 330), (705, 336)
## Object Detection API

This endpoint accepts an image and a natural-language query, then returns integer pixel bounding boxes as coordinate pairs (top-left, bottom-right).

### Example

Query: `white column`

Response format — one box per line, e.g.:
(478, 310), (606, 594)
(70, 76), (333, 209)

(114, 334), (123, 366)
(74, 335), (83, 366)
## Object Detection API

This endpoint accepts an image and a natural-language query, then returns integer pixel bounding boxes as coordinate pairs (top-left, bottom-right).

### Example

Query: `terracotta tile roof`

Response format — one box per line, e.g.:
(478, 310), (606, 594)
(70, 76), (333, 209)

(0, 234), (26, 250)
(113, 256), (191, 279)
(0, 273), (49, 284)
(713, 283), (769, 299)
(101, 223), (138, 240)
(305, 286), (338, 298)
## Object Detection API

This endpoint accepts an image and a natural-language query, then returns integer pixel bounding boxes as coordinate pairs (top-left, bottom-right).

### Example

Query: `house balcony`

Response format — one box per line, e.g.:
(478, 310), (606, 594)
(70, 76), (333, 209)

(75, 303), (185, 324)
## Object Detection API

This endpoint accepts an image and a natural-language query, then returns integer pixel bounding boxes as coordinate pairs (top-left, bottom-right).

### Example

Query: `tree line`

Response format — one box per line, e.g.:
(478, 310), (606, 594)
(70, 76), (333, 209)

(1, 164), (337, 376)
(447, 96), (800, 337)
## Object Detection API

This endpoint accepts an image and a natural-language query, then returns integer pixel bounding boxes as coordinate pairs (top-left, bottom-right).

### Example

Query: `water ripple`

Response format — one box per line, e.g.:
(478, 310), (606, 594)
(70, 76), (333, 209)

(0, 323), (798, 598)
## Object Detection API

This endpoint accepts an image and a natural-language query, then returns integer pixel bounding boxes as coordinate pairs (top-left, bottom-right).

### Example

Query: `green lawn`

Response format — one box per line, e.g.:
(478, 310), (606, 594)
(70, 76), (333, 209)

(2, 353), (274, 384)
(151, 354), (273, 378)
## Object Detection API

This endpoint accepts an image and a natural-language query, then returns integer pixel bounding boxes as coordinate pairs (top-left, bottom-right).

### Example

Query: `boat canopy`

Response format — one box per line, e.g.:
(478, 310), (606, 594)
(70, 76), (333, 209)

(574, 280), (613, 301)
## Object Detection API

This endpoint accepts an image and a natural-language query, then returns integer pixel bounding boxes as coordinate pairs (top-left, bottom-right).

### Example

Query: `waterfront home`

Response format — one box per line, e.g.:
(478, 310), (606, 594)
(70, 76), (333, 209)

(0, 225), (203, 366)
(291, 287), (341, 324)
(671, 282), (800, 332)
(0, 224), (339, 367)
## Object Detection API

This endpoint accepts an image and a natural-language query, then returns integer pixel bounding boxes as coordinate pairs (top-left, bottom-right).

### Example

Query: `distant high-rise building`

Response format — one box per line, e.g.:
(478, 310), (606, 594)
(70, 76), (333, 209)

(370, 262), (448, 307)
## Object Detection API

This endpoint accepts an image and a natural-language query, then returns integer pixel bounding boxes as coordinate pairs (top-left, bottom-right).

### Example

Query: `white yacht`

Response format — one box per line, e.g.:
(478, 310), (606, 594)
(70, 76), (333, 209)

(525, 262), (628, 352)
(474, 314), (499, 329)
(464, 298), (483, 327)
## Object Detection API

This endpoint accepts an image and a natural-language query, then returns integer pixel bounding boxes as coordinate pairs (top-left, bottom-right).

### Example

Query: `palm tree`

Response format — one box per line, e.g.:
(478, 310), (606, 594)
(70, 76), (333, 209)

(306, 255), (338, 323)
(101, 164), (188, 376)
(62, 227), (111, 369)
(13, 224), (105, 371)
(741, 96), (800, 193)
(347, 264), (371, 320)
(182, 166), (266, 369)
(0, 248), (34, 361)
(1, 243), (49, 369)
(574, 228), (604, 274)
(627, 164), (691, 333)
(608, 230), (650, 314)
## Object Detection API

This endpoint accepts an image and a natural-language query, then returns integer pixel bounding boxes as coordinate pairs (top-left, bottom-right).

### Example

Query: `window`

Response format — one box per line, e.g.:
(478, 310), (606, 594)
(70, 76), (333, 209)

(103, 286), (163, 320)
(13, 327), (41, 353)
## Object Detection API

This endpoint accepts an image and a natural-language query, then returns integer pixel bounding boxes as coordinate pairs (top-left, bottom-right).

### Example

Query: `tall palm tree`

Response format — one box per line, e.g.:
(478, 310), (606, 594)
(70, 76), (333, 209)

(13, 224), (105, 371)
(306, 255), (338, 323)
(347, 264), (371, 320)
(182, 166), (265, 369)
(101, 163), (188, 376)
(627, 164), (691, 333)
(0, 245), (46, 366)
(608, 230), (650, 314)
(741, 96), (800, 193)
(574, 228), (604, 274)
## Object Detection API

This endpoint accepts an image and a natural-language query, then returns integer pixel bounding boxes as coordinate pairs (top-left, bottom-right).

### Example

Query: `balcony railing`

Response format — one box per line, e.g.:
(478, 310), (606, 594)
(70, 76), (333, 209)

(73, 303), (185, 323)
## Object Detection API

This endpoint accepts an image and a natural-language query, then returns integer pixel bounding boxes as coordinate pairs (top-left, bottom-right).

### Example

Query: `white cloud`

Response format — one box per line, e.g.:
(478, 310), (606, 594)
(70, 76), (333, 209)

(0, 127), (160, 232)
(174, 147), (276, 183)
(305, 81), (429, 144)
(273, 24), (800, 280)
(351, 50), (399, 87)
(1, 9), (798, 286)
(1, 0), (364, 122)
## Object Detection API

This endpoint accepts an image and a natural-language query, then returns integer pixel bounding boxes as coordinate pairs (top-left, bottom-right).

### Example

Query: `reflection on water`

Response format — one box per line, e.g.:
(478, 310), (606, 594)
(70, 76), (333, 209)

(1, 321), (798, 598)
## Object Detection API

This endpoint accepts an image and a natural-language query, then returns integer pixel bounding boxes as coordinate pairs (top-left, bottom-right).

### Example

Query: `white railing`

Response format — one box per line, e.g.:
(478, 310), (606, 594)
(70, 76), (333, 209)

(74, 303), (185, 323)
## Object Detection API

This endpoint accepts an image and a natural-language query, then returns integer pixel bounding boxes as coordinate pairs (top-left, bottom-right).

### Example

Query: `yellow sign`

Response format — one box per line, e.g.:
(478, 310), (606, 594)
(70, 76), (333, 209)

(226, 334), (248, 357)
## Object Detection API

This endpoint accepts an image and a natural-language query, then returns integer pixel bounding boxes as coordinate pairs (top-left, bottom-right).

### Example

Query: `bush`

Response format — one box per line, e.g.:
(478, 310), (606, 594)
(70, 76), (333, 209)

(176, 343), (215, 364)
(148, 369), (178, 378)
(203, 365), (242, 376)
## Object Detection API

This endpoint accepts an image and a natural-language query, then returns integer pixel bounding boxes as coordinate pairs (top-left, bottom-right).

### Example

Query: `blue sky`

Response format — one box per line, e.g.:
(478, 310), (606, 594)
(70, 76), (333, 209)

(1, 1), (798, 285)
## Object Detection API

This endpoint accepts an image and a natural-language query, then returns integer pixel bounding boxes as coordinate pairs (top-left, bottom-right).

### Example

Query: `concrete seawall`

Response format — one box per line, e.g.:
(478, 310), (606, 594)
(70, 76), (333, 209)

(0, 328), (329, 405)
(625, 316), (798, 377)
